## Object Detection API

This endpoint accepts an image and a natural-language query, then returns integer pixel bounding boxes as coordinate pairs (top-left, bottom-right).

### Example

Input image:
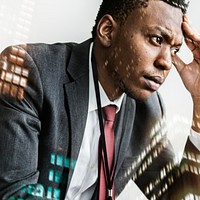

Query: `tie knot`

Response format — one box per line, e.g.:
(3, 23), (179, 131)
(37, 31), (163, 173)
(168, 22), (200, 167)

(102, 105), (116, 122)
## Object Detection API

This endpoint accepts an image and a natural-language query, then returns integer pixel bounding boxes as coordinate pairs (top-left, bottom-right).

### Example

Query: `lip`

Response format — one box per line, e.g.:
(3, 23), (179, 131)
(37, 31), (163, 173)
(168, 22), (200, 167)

(144, 75), (164, 91)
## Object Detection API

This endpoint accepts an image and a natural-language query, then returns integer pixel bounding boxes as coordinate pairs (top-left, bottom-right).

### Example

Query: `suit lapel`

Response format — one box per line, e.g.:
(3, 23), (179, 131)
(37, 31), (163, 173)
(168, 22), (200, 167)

(64, 40), (91, 187)
(63, 39), (136, 192)
(114, 96), (136, 175)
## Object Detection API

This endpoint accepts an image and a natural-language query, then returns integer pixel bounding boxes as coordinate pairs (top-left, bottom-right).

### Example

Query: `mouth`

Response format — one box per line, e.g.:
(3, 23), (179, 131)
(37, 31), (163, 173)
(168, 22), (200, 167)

(143, 75), (164, 91)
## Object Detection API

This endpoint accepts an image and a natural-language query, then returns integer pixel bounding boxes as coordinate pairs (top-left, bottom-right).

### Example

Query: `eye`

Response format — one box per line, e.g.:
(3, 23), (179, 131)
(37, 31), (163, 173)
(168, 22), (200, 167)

(151, 36), (163, 45)
(171, 47), (180, 55)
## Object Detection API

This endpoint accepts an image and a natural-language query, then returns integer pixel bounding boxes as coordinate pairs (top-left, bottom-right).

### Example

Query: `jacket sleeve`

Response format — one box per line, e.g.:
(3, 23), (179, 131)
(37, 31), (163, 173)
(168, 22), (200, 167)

(0, 45), (46, 199)
(133, 93), (200, 199)
(177, 137), (200, 197)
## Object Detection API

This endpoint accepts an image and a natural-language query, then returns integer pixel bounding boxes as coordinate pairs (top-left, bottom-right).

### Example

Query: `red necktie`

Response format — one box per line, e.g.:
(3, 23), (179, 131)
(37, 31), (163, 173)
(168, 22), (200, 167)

(99, 105), (116, 200)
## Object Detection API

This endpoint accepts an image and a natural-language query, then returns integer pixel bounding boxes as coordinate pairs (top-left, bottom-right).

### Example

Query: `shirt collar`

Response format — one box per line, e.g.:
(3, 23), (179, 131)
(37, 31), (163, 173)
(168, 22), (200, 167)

(88, 42), (124, 113)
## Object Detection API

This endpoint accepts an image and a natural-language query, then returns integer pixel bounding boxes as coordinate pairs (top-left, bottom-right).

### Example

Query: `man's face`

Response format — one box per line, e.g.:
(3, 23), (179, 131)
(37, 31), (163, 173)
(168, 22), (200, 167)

(106, 1), (183, 101)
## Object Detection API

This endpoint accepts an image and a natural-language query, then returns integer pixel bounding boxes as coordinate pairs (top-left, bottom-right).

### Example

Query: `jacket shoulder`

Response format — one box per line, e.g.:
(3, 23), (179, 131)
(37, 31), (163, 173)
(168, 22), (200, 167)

(26, 42), (76, 59)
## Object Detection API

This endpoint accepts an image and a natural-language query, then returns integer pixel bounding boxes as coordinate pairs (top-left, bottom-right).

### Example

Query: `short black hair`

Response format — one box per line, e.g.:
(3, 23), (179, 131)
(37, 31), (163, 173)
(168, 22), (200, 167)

(92, 0), (189, 39)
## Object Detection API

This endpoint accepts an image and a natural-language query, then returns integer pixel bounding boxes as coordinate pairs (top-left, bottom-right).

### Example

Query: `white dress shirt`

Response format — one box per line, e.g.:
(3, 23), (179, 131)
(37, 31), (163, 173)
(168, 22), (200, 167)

(65, 43), (124, 200)
(65, 42), (200, 200)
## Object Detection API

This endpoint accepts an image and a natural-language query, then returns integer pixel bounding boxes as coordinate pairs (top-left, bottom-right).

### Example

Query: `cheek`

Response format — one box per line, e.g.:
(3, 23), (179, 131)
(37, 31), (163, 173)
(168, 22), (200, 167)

(131, 45), (156, 72)
(122, 47), (146, 76)
(126, 33), (157, 67)
(108, 37), (152, 78)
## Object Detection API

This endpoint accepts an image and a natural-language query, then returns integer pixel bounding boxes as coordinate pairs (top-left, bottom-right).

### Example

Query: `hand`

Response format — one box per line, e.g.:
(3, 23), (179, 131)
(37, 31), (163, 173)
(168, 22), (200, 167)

(173, 15), (200, 98)
(173, 15), (200, 133)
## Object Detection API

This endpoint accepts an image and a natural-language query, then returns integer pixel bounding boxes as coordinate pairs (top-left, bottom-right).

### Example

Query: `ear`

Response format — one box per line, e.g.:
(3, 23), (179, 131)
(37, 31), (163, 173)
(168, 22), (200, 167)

(96, 15), (118, 47)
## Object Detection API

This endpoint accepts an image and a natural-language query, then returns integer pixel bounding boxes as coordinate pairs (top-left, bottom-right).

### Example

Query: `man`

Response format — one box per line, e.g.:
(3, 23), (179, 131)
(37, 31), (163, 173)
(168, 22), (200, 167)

(0, 0), (200, 199)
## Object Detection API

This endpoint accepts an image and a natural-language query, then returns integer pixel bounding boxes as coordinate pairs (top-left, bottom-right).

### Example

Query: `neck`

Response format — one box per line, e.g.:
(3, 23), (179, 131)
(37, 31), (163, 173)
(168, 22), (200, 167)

(93, 42), (123, 101)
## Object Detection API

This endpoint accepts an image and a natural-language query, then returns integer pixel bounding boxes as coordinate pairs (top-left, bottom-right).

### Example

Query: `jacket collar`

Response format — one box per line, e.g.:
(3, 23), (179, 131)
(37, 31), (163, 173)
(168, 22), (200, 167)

(64, 39), (93, 188)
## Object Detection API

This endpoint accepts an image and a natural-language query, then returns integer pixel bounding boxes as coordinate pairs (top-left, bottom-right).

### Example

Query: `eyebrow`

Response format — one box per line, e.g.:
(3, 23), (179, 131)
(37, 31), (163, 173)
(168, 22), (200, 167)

(144, 25), (183, 47)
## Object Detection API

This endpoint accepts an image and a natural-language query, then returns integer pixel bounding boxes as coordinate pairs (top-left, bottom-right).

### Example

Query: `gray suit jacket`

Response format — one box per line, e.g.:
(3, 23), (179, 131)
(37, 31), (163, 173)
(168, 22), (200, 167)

(0, 39), (198, 199)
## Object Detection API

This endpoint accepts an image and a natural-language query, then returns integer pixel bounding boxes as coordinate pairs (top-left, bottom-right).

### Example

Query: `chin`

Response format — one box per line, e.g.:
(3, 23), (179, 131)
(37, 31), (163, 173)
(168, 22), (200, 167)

(126, 89), (153, 102)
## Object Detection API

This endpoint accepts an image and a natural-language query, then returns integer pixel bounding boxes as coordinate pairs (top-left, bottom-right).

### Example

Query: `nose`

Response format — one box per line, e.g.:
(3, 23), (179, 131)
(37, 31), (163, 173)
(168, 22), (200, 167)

(154, 47), (172, 71)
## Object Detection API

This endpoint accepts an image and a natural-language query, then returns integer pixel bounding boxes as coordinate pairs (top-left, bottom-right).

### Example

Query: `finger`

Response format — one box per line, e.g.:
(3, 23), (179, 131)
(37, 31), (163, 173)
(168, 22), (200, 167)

(185, 37), (196, 51)
(172, 54), (186, 74)
(183, 15), (200, 42)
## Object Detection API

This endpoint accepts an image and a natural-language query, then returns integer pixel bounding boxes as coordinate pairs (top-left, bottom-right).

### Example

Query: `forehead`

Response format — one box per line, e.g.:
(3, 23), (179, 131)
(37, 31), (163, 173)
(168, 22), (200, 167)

(122, 1), (183, 42)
